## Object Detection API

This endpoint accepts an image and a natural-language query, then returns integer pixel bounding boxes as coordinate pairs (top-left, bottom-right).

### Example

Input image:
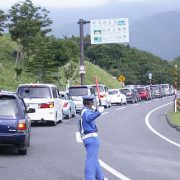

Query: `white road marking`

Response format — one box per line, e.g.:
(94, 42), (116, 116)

(99, 159), (131, 180)
(75, 110), (131, 180)
(145, 102), (180, 148)
(102, 112), (109, 115)
(116, 107), (126, 110)
(131, 104), (139, 106)
(143, 101), (150, 104)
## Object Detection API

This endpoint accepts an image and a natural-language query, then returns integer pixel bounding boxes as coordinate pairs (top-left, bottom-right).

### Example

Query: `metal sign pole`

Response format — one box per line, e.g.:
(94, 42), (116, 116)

(77, 19), (90, 85)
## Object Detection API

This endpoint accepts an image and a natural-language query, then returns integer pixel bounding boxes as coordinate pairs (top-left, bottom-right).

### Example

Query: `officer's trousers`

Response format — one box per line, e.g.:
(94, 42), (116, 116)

(83, 137), (104, 180)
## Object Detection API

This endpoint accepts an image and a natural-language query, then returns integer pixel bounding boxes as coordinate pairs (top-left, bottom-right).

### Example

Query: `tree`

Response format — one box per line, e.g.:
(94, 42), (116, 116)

(0, 10), (6, 35)
(7, 0), (52, 53)
(25, 34), (58, 83)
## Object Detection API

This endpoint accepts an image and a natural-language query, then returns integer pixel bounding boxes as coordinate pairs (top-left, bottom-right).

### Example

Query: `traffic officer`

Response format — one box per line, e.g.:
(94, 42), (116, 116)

(80, 95), (107, 180)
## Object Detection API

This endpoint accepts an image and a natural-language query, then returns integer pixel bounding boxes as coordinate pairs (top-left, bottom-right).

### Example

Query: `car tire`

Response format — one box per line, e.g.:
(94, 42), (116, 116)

(66, 111), (71, 119)
(119, 100), (122, 106)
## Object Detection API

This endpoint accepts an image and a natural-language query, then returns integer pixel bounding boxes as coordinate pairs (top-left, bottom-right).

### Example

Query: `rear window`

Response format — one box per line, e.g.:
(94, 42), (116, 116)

(151, 86), (158, 90)
(69, 87), (88, 96)
(136, 88), (145, 92)
(92, 86), (105, 93)
(120, 89), (130, 94)
(108, 90), (118, 95)
(17, 86), (51, 98)
(0, 96), (19, 116)
(162, 84), (169, 88)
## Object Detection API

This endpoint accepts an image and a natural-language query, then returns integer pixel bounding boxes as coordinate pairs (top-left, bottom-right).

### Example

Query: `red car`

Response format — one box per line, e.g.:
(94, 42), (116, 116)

(136, 87), (150, 101)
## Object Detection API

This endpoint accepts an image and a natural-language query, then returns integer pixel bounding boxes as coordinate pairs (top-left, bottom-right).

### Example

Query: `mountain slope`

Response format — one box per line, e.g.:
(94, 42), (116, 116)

(130, 11), (180, 60)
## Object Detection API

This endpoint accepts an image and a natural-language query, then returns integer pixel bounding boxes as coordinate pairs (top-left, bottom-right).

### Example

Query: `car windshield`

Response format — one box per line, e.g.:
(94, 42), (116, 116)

(108, 90), (118, 95)
(69, 87), (88, 96)
(18, 87), (51, 98)
(0, 96), (19, 117)
(92, 86), (105, 93)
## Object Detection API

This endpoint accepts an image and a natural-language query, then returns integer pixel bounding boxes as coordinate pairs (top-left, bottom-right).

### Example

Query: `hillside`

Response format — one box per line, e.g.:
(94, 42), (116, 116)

(0, 36), (121, 91)
(130, 11), (180, 60)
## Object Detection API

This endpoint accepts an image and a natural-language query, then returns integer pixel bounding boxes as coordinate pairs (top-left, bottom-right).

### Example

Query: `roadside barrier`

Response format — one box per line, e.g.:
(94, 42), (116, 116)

(177, 98), (180, 111)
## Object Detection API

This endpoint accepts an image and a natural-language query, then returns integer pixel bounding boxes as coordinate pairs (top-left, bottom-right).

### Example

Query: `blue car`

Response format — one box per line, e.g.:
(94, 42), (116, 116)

(0, 91), (35, 155)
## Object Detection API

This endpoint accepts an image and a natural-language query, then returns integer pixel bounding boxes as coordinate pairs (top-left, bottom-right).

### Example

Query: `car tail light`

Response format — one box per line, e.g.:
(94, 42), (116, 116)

(126, 92), (131, 96)
(100, 95), (106, 98)
(63, 102), (68, 107)
(17, 119), (26, 132)
(39, 102), (54, 108)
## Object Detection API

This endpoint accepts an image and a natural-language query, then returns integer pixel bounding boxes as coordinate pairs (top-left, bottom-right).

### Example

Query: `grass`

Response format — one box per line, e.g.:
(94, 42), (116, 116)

(167, 111), (180, 126)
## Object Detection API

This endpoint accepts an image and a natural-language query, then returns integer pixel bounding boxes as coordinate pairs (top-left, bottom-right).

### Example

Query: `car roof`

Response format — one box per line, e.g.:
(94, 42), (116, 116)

(0, 91), (19, 98)
(17, 83), (57, 88)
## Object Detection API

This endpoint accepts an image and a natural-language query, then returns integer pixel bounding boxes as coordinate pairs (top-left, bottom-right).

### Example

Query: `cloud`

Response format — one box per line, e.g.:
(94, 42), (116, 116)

(1, 0), (109, 10)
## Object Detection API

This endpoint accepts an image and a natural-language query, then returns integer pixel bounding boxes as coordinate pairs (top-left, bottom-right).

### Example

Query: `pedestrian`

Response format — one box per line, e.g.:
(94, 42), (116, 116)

(80, 95), (107, 180)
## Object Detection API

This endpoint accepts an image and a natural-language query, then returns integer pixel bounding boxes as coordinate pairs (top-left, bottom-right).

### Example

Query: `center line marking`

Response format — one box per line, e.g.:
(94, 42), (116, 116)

(99, 159), (131, 180)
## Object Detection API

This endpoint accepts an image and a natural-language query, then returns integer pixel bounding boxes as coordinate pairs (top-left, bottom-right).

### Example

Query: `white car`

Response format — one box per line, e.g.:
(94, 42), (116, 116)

(91, 84), (111, 108)
(108, 89), (127, 105)
(59, 91), (76, 119)
(17, 84), (63, 126)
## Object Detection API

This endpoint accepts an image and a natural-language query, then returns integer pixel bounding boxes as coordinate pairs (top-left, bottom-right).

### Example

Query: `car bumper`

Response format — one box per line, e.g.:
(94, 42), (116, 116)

(28, 109), (56, 122)
(0, 133), (28, 145)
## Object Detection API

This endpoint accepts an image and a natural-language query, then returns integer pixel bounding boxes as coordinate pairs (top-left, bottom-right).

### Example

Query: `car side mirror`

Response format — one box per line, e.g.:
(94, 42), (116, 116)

(27, 108), (35, 113)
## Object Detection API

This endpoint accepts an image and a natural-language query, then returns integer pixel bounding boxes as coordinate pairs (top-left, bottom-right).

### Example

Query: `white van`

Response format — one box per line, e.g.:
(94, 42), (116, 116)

(68, 85), (97, 113)
(17, 84), (63, 125)
(91, 84), (111, 108)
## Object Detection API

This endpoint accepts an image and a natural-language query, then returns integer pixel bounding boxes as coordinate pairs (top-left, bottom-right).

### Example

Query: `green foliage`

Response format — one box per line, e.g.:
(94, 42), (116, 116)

(7, 0), (52, 52)
(0, 9), (6, 35)
(85, 43), (175, 86)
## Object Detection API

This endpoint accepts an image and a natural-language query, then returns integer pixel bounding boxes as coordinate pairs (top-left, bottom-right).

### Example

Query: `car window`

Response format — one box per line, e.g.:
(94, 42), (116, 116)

(90, 88), (96, 95)
(52, 87), (58, 98)
(120, 89), (129, 94)
(69, 87), (89, 96)
(108, 90), (118, 95)
(136, 88), (145, 92)
(92, 86), (105, 93)
(0, 96), (19, 116)
(18, 87), (51, 98)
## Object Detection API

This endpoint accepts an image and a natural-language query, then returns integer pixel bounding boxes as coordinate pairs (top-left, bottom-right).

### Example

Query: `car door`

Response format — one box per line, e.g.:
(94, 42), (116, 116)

(52, 87), (63, 121)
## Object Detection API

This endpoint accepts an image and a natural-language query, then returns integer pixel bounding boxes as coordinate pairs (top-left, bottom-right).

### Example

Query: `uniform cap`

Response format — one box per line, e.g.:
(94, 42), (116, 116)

(82, 95), (96, 101)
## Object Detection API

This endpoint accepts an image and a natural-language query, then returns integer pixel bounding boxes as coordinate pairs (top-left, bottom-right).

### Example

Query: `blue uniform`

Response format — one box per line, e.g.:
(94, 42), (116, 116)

(81, 106), (104, 180)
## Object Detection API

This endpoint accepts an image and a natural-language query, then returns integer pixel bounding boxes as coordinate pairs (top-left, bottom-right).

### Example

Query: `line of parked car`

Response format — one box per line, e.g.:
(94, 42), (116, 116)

(0, 83), (174, 155)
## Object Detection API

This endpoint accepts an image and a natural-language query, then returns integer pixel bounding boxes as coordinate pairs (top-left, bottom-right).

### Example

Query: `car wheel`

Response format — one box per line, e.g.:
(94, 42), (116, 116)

(72, 109), (76, 117)
(119, 100), (122, 106)
(19, 148), (27, 155)
(66, 110), (71, 119)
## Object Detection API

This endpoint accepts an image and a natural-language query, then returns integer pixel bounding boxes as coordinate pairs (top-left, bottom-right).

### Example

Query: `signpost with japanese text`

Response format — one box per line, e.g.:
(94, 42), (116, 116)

(90, 18), (129, 44)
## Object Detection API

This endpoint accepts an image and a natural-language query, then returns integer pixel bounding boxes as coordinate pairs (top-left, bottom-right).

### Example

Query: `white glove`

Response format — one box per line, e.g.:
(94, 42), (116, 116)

(98, 106), (104, 113)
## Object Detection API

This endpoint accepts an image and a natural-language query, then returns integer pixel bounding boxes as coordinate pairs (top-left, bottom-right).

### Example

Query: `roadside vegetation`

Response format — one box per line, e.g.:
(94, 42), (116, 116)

(167, 111), (180, 127)
(0, 0), (180, 92)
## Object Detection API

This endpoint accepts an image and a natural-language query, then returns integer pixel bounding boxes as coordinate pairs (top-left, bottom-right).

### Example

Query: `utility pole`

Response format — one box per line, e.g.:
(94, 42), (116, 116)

(77, 19), (90, 85)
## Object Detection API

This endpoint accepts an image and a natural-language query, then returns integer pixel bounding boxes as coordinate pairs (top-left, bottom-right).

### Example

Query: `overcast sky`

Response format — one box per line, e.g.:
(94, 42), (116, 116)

(1, 0), (180, 10)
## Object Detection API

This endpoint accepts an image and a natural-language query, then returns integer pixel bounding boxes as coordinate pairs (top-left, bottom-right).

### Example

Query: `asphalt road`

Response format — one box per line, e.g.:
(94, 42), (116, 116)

(0, 95), (180, 180)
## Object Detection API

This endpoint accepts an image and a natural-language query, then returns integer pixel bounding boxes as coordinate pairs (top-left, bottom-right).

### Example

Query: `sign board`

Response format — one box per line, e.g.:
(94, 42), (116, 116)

(148, 73), (152, 80)
(118, 75), (126, 82)
(90, 18), (129, 44)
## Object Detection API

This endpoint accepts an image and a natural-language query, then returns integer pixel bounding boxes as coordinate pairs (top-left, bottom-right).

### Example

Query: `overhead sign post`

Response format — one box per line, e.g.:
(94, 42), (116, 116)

(90, 18), (129, 44)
